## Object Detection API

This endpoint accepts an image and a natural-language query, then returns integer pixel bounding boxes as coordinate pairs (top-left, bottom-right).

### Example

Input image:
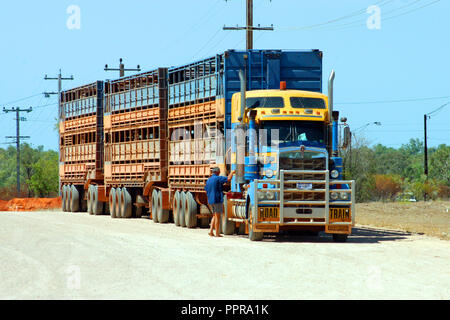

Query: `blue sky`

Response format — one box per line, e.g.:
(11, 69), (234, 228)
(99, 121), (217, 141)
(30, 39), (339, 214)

(0, 0), (448, 151)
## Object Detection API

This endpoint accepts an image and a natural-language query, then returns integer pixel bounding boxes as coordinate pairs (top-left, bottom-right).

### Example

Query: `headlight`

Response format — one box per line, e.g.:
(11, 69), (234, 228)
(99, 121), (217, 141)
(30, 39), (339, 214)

(340, 192), (349, 200)
(330, 192), (339, 200)
(266, 191), (275, 200)
(257, 192), (266, 201)
(330, 169), (339, 179)
(265, 169), (274, 178)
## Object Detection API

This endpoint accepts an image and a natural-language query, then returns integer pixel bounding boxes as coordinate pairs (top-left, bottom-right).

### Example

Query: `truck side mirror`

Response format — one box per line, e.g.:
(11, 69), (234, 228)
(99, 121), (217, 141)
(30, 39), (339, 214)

(342, 127), (351, 149)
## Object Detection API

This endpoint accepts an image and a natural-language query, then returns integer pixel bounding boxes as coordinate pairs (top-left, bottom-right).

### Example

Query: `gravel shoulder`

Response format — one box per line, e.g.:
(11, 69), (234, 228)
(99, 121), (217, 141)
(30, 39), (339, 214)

(0, 211), (449, 300)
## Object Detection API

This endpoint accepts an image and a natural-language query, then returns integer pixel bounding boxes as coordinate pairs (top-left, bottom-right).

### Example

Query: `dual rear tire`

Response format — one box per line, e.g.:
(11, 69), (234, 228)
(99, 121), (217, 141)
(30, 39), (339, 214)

(61, 185), (80, 213)
(173, 191), (198, 228)
(151, 189), (169, 223)
(108, 187), (132, 219)
(87, 185), (103, 215)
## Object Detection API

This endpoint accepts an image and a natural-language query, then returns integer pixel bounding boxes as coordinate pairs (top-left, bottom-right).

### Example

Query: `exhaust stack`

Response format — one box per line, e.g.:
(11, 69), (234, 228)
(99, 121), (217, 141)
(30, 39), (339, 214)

(328, 70), (339, 156)
(235, 69), (247, 184)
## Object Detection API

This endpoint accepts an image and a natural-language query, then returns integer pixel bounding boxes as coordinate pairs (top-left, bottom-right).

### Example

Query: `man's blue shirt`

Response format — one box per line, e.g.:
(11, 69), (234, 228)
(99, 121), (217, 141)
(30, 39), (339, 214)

(204, 175), (228, 204)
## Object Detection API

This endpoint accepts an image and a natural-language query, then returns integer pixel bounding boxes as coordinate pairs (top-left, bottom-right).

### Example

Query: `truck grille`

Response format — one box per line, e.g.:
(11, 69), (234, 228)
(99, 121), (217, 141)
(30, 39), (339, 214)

(279, 155), (327, 205)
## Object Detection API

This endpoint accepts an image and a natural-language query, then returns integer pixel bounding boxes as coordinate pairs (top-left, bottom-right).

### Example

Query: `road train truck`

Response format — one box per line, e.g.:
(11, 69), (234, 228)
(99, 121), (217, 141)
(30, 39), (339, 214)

(59, 49), (354, 241)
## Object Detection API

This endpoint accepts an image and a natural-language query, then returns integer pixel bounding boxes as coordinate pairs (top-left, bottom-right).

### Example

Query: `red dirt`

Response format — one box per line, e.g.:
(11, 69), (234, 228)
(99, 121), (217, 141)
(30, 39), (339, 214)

(0, 198), (61, 212)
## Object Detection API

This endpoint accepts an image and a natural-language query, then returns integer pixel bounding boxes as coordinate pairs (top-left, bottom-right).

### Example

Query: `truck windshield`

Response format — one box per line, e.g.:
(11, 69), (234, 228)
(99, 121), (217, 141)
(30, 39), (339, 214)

(290, 97), (326, 109)
(260, 121), (326, 145)
(246, 97), (284, 108)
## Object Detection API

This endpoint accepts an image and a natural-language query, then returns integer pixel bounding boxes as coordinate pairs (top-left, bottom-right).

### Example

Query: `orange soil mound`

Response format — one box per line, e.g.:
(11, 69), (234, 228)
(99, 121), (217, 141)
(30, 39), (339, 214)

(0, 198), (61, 212)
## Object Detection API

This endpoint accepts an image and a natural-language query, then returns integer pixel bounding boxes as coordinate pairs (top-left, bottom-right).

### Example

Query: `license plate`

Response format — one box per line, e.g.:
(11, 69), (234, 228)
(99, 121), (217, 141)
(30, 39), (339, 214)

(329, 207), (351, 222)
(297, 183), (313, 190)
(258, 207), (279, 221)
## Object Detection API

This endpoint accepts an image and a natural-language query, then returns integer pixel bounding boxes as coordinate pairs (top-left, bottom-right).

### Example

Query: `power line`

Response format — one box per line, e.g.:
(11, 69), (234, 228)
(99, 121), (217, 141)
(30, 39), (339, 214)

(338, 95), (450, 105)
(326, 0), (440, 32)
(279, 0), (392, 31)
(0, 93), (42, 106)
(426, 101), (450, 117)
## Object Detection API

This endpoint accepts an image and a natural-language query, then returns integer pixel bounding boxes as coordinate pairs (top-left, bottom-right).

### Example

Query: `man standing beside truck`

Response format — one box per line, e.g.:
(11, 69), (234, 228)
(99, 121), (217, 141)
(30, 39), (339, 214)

(205, 168), (235, 237)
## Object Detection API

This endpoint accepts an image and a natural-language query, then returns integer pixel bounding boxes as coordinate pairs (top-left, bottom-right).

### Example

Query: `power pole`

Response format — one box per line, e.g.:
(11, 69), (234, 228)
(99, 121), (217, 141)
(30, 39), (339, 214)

(223, 0), (274, 50)
(44, 69), (74, 119)
(2, 107), (32, 197)
(424, 114), (429, 201)
(105, 58), (141, 78)
(44, 69), (74, 196)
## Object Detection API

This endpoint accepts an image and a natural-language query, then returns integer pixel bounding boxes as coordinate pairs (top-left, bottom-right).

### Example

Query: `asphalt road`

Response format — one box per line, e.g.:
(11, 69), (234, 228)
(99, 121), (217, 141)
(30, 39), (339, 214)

(0, 211), (448, 299)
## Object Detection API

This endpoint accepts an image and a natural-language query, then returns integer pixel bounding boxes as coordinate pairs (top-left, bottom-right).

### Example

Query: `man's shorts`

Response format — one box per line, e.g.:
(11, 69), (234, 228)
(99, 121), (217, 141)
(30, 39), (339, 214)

(211, 203), (223, 214)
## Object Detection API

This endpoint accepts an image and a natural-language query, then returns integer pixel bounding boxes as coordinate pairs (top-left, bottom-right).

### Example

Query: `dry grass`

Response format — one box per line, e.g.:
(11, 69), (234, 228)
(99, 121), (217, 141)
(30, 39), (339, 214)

(356, 201), (450, 240)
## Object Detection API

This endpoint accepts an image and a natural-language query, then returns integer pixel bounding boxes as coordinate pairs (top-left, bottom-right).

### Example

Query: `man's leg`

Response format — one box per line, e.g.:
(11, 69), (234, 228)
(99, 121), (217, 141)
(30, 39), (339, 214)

(214, 213), (222, 237)
(209, 213), (215, 236)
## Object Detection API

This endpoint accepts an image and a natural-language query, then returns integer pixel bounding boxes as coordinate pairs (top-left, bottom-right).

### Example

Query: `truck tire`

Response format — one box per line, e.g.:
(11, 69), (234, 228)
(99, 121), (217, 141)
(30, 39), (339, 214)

(87, 185), (93, 215)
(92, 185), (103, 216)
(151, 189), (159, 223)
(185, 192), (197, 228)
(173, 191), (180, 226)
(332, 234), (348, 243)
(109, 188), (117, 218)
(222, 195), (235, 235)
(179, 192), (187, 227)
(115, 188), (122, 219)
(70, 185), (80, 212)
(62, 185), (67, 212)
(157, 190), (169, 223)
(135, 195), (146, 219)
(80, 188), (88, 212)
(249, 206), (263, 241)
(120, 187), (132, 218)
(249, 226), (264, 241)
(237, 223), (246, 235)
(65, 185), (72, 213)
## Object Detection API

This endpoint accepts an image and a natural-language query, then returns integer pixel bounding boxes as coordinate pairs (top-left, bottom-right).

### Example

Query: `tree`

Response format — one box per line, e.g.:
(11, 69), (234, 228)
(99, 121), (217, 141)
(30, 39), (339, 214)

(27, 150), (59, 197)
(374, 174), (402, 201)
(429, 144), (450, 186)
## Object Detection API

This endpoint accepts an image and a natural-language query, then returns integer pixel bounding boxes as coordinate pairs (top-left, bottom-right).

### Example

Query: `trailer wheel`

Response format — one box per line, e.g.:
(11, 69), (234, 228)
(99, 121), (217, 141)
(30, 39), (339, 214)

(179, 192), (187, 227)
(109, 188), (117, 218)
(87, 185), (93, 215)
(70, 185), (80, 212)
(151, 189), (159, 223)
(237, 223), (246, 235)
(173, 191), (180, 226)
(115, 188), (122, 219)
(332, 234), (348, 243)
(135, 195), (145, 219)
(66, 185), (72, 213)
(157, 190), (169, 223)
(80, 188), (88, 212)
(185, 192), (197, 228)
(222, 195), (235, 235)
(120, 187), (132, 219)
(92, 185), (104, 216)
(62, 185), (67, 212)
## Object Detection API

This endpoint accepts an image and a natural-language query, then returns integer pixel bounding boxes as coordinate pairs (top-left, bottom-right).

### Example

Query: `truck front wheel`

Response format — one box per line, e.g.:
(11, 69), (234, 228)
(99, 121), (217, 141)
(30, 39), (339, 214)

(332, 234), (348, 242)
(222, 195), (235, 235)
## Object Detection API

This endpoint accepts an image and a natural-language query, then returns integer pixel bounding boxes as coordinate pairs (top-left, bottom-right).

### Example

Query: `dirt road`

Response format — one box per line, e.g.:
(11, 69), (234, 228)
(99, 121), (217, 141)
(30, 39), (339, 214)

(0, 211), (448, 300)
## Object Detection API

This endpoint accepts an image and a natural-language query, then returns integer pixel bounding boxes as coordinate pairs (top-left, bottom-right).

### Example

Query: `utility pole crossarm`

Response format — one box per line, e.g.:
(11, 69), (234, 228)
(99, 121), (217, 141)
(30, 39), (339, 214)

(223, 0), (273, 50)
(104, 58), (141, 78)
